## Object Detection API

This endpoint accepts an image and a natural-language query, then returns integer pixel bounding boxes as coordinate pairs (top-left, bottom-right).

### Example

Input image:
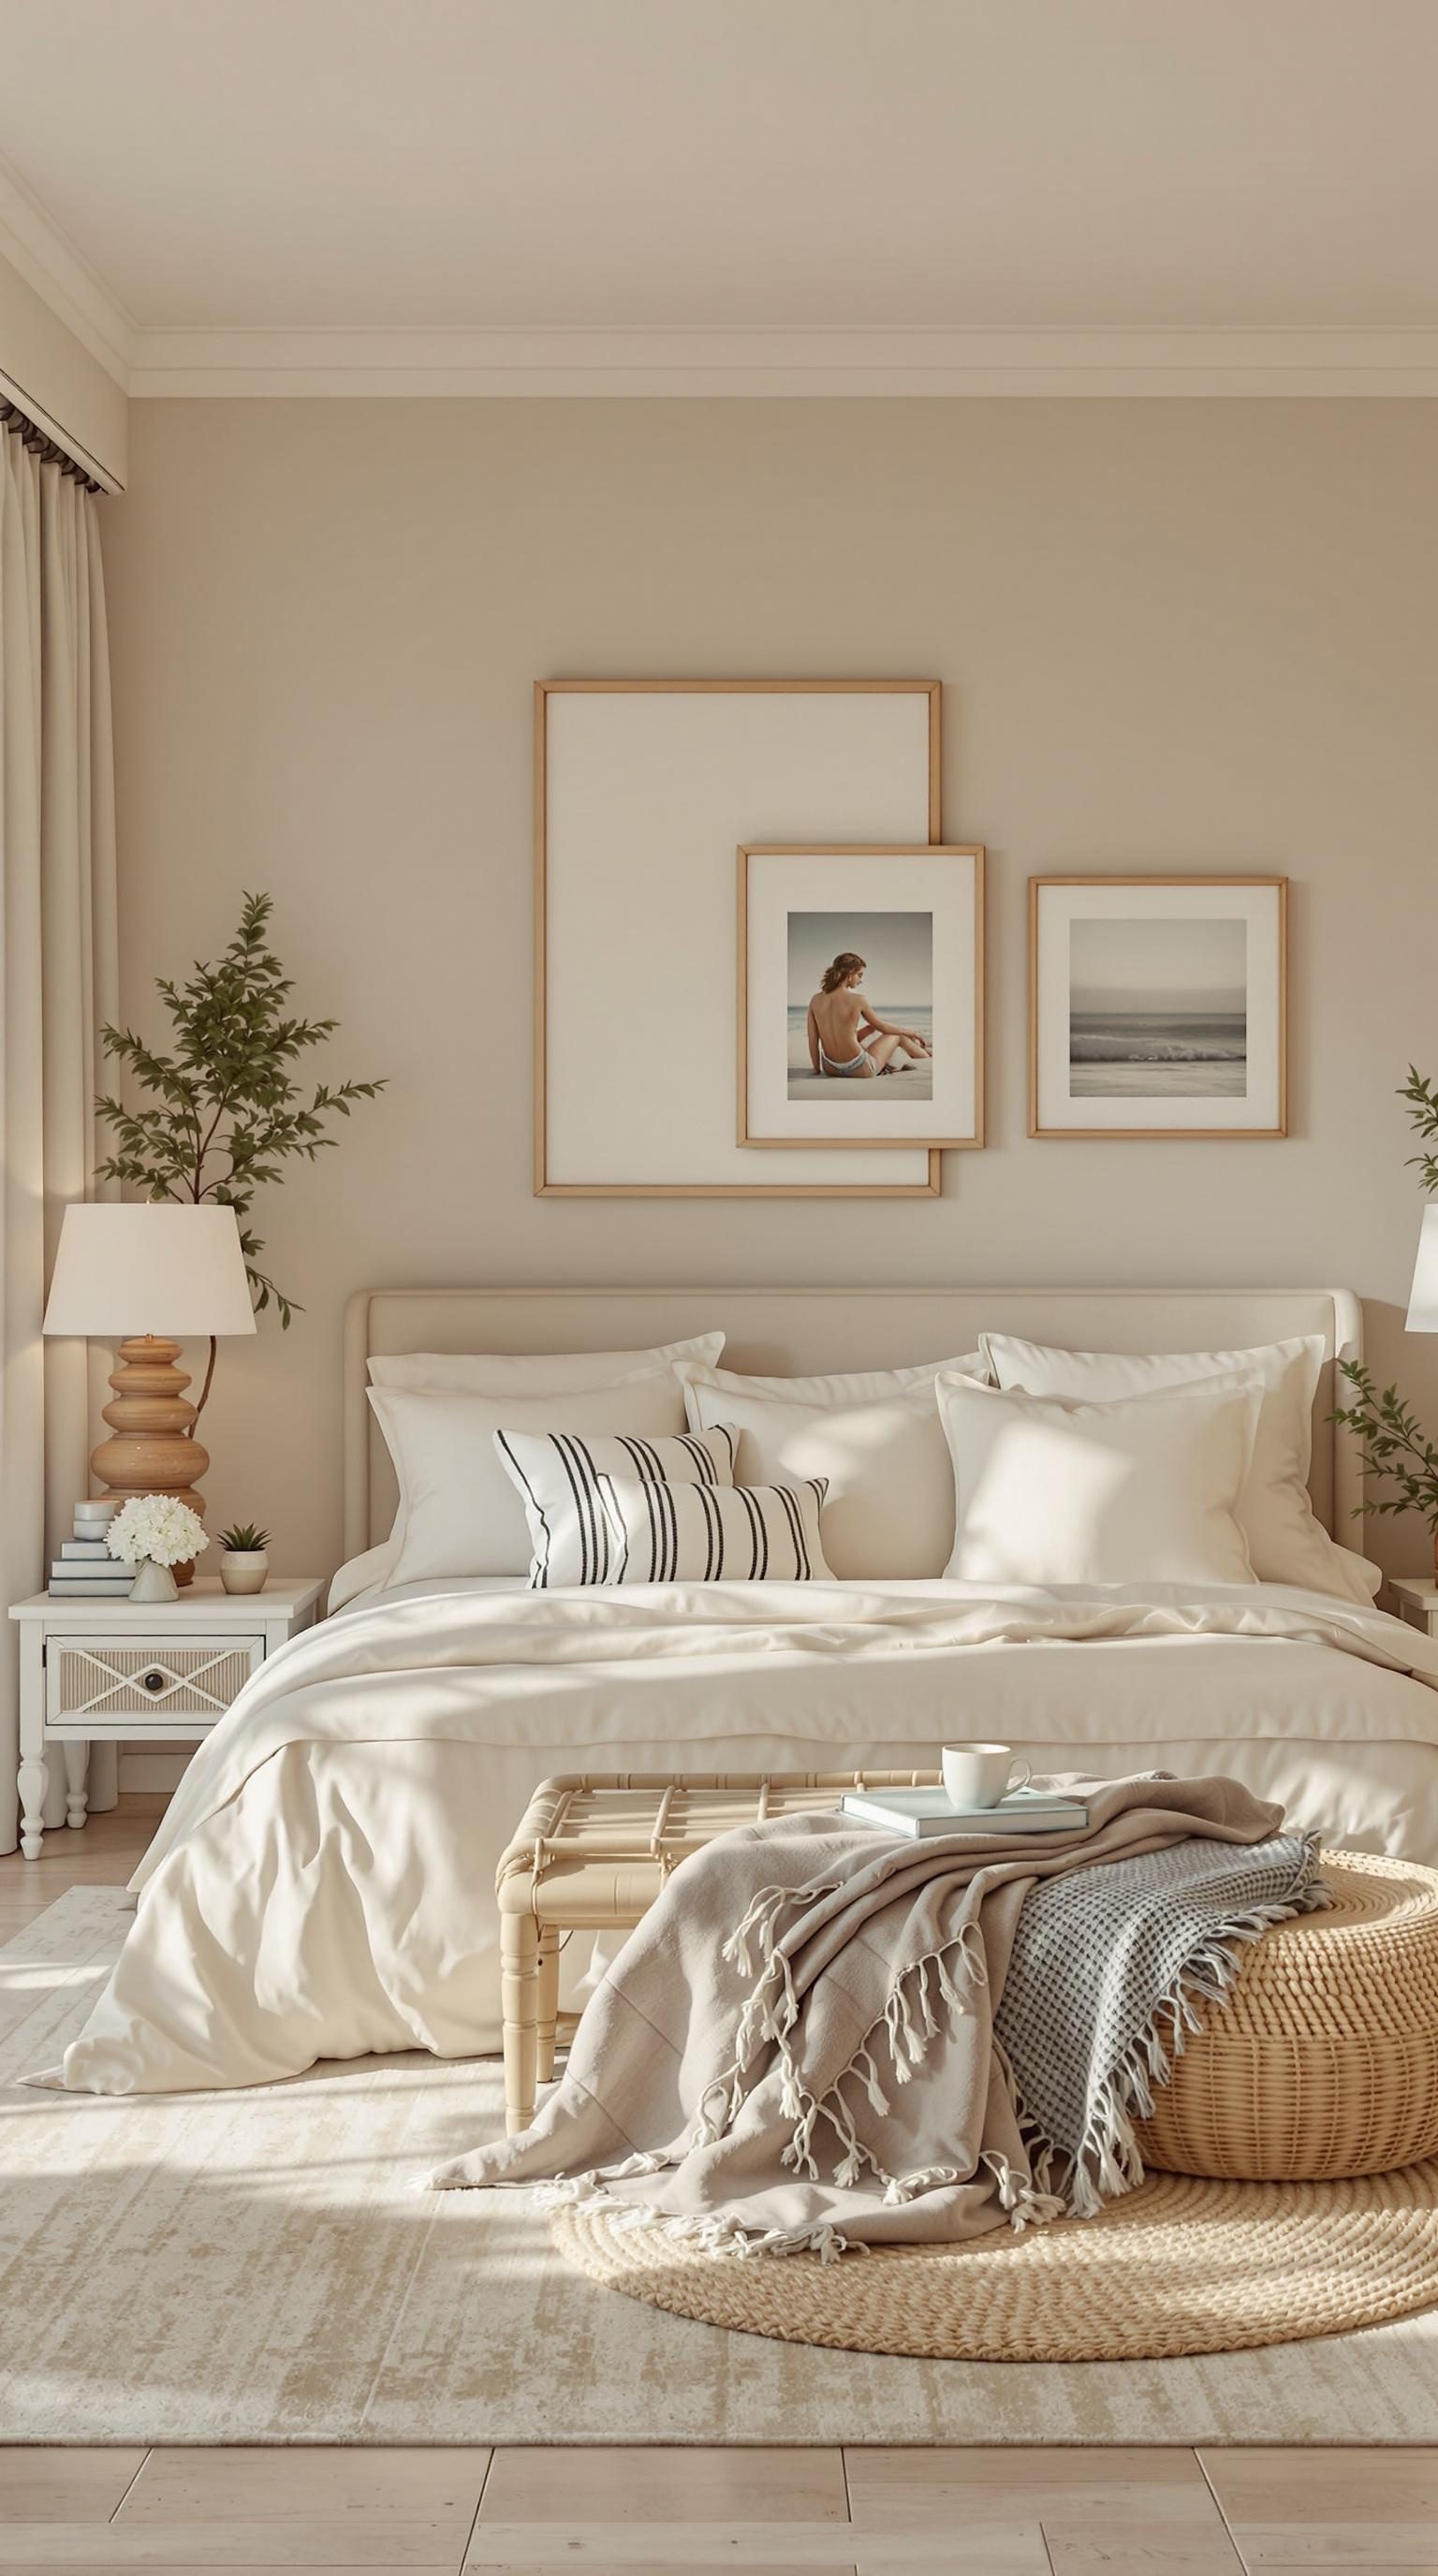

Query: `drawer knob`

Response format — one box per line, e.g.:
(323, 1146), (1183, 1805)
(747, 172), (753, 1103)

(141, 1670), (166, 1695)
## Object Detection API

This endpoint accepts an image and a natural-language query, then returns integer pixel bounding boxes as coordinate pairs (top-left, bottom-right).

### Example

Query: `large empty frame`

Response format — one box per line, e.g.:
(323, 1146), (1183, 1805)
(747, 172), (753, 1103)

(536, 680), (943, 1195)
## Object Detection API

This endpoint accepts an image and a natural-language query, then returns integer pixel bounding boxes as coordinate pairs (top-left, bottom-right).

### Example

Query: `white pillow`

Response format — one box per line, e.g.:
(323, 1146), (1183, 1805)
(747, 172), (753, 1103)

(370, 1369), (693, 1581)
(370, 1331), (724, 1393)
(981, 1331), (1379, 1603)
(936, 1372), (1261, 1588)
(682, 1368), (961, 1579)
(494, 1422), (738, 1588)
(677, 1351), (986, 1406)
(594, 1474), (832, 1585)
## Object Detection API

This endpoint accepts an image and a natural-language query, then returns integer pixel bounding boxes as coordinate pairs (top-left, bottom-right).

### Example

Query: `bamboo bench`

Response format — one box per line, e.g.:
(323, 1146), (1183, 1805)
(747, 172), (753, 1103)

(494, 1769), (940, 2131)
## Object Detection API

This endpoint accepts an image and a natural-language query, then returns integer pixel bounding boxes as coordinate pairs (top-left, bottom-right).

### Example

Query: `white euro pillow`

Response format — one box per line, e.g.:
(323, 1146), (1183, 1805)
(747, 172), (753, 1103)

(369, 1368), (694, 1582)
(369, 1331), (724, 1393)
(980, 1331), (1379, 1603)
(936, 1372), (1262, 1588)
(676, 1351), (986, 1406)
(682, 1367), (962, 1579)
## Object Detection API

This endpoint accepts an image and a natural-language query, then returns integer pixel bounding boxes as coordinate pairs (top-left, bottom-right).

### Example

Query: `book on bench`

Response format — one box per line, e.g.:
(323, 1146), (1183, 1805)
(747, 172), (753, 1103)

(842, 1785), (1089, 1838)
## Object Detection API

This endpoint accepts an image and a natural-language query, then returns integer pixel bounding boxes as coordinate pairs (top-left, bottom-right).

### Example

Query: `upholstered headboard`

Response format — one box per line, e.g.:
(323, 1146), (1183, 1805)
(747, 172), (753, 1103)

(343, 1285), (1364, 1561)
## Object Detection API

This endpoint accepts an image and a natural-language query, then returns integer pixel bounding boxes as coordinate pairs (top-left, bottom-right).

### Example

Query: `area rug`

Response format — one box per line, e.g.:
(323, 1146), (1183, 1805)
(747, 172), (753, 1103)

(5, 1887), (1438, 2445)
(556, 2166), (1438, 2362)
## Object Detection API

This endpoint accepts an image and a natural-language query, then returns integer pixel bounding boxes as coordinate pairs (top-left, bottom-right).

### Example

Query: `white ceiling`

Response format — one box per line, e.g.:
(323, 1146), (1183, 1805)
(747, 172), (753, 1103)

(2, 0), (1436, 396)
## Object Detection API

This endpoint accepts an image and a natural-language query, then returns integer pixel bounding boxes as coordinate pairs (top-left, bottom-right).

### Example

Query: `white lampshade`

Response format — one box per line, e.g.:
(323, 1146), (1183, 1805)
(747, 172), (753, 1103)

(1407, 1205), (1438, 1332)
(43, 1204), (257, 1339)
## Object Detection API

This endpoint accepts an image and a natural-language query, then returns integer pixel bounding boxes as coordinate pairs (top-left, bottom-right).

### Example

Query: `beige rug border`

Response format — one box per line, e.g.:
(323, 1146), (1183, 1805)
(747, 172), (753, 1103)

(6, 1887), (1438, 2445)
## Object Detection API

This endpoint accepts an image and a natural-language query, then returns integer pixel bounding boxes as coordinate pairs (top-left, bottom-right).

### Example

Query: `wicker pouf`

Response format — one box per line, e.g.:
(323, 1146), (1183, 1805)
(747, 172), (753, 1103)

(1134, 1849), (1438, 2181)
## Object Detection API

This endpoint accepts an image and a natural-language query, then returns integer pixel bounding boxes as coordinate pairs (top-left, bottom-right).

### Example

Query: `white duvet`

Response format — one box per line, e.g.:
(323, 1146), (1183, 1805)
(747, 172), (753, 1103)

(34, 1578), (1438, 2096)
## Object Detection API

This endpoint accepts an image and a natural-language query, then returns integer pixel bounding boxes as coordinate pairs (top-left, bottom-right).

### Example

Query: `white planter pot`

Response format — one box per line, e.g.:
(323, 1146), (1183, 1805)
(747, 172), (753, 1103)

(129, 1559), (179, 1603)
(220, 1550), (269, 1595)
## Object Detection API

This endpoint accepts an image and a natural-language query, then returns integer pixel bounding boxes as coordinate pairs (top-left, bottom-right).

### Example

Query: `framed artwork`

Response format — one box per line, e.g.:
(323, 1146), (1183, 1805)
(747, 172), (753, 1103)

(536, 680), (944, 1195)
(738, 844), (985, 1149)
(1029, 876), (1287, 1139)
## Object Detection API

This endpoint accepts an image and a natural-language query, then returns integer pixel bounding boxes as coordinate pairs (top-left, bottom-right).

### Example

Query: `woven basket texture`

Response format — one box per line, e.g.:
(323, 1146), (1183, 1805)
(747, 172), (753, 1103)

(553, 2161), (1438, 2363)
(1135, 1850), (1438, 2181)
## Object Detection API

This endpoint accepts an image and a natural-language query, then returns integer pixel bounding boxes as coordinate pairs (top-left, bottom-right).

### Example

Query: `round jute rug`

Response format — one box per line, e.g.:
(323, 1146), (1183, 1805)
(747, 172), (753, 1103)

(551, 2159), (1438, 2362)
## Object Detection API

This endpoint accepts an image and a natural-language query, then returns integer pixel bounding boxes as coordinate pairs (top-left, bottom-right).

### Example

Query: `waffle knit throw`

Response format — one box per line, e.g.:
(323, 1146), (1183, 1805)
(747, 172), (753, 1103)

(433, 1774), (1326, 2257)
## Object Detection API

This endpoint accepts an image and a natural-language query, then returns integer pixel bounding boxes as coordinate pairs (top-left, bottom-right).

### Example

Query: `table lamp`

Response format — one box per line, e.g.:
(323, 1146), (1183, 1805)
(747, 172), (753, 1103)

(1407, 1206), (1438, 1333)
(43, 1204), (257, 1584)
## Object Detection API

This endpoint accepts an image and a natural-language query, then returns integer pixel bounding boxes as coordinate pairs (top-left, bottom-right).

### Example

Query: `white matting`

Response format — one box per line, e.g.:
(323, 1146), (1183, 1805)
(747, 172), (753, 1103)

(5, 1888), (1438, 2446)
(539, 684), (936, 1193)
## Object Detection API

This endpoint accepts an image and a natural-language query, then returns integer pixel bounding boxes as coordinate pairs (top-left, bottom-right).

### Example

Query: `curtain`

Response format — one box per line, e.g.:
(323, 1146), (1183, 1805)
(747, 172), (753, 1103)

(1, 422), (119, 1852)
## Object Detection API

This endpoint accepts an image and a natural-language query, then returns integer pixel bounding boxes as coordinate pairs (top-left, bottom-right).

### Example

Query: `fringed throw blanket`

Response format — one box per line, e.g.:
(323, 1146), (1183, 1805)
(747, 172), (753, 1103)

(994, 1826), (1327, 2217)
(433, 1775), (1325, 2256)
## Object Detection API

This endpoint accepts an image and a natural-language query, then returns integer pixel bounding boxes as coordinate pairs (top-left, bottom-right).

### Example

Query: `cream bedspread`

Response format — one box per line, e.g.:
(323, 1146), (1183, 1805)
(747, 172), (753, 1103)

(32, 1579), (1438, 2097)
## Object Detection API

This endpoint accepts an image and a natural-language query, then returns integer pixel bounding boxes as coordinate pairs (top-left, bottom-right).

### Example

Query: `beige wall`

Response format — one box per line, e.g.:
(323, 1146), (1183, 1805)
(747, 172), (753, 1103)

(101, 396), (1438, 1584)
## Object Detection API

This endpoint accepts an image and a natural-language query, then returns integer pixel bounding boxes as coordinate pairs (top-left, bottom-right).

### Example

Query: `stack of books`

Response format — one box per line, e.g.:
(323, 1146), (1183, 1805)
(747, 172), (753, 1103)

(842, 1784), (1090, 1839)
(48, 1499), (133, 1599)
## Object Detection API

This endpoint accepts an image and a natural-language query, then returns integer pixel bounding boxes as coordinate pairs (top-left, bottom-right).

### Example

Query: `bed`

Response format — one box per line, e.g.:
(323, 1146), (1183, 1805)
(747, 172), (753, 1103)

(35, 1283), (1438, 2098)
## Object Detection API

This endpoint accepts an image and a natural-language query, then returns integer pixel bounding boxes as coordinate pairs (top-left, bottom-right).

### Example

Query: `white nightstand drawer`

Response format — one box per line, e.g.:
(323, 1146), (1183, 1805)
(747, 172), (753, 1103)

(45, 1632), (264, 1724)
(11, 1577), (323, 1857)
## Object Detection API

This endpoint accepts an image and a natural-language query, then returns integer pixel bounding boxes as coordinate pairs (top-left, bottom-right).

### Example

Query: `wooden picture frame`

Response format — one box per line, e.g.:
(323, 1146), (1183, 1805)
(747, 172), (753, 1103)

(1029, 875), (1288, 1140)
(536, 680), (944, 1195)
(737, 843), (985, 1149)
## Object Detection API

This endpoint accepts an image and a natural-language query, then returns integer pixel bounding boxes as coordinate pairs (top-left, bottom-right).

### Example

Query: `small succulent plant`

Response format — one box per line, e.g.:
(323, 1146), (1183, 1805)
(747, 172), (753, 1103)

(219, 1522), (270, 1553)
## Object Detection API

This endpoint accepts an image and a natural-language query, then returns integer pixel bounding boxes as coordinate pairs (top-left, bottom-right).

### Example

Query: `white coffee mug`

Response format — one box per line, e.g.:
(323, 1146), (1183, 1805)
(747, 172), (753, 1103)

(942, 1741), (1033, 1809)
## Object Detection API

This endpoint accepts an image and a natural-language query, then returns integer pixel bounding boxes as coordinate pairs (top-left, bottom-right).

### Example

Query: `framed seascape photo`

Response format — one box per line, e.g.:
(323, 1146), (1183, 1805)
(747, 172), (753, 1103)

(1029, 876), (1287, 1139)
(739, 844), (985, 1149)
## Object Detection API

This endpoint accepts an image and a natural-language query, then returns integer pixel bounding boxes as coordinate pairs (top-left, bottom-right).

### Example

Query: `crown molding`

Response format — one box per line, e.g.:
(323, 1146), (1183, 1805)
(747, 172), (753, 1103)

(126, 322), (1438, 398)
(0, 154), (136, 388)
(5, 191), (1438, 403)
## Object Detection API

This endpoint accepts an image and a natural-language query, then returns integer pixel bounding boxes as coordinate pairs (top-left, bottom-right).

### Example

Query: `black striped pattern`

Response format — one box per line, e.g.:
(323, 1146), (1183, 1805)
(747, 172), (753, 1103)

(494, 1423), (738, 1588)
(594, 1473), (831, 1585)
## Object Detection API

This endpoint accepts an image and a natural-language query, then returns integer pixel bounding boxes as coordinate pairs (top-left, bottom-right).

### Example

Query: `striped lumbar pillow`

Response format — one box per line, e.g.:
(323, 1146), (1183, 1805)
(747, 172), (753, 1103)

(494, 1422), (738, 1588)
(594, 1472), (831, 1585)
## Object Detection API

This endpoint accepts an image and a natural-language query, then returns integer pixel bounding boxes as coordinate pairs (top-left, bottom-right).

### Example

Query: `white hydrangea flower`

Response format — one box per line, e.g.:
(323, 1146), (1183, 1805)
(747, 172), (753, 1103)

(106, 1495), (209, 1568)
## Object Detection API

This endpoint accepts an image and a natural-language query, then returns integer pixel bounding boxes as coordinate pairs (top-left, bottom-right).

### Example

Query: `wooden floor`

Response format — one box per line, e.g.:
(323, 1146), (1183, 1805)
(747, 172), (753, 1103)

(2, 2445), (1437, 2574)
(3, 1804), (1434, 2576)
(0, 1794), (164, 1941)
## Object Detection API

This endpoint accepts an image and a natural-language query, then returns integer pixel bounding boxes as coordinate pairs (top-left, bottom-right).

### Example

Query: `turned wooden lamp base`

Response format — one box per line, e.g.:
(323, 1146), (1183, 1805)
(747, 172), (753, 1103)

(89, 1337), (208, 1588)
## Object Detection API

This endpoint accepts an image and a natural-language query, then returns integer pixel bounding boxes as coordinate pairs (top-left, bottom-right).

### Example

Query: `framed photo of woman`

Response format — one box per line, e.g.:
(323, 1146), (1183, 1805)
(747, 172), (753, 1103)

(1029, 875), (1287, 1139)
(738, 844), (985, 1149)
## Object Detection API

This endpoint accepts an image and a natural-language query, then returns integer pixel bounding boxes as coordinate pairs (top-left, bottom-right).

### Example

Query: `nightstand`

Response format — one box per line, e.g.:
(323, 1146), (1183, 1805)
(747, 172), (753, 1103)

(1388, 1578), (1438, 1639)
(8, 1577), (322, 1858)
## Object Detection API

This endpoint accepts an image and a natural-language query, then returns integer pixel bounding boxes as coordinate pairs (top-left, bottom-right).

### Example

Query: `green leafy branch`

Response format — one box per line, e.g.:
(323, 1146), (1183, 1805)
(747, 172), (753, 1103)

(1401, 1065), (1438, 1196)
(1333, 1360), (1438, 1537)
(1323, 1067), (1438, 1553)
(95, 892), (386, 1412)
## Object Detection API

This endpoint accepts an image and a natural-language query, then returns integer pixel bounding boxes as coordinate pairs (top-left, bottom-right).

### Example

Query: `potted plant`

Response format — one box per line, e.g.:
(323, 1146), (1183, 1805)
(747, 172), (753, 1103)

(1333, 1068), (1438, 1575)
(1332, 1368), (1438, 1576)
(95, 891), (386, 1426)
(106, 1496), (209, 1603)
(218, 1523), (271, 1595)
